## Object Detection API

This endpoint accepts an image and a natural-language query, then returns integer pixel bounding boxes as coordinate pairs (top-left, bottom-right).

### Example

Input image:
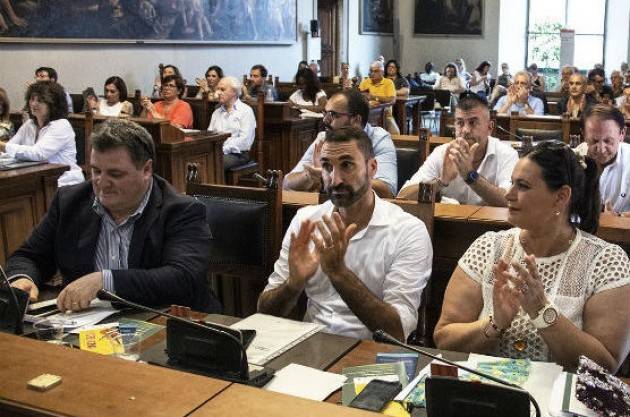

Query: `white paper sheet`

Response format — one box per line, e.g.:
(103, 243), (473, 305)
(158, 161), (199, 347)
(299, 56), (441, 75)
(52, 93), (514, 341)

(263, 363), (347, 401)
(25, 299), (118, 333)
(231, 313), (324, 366)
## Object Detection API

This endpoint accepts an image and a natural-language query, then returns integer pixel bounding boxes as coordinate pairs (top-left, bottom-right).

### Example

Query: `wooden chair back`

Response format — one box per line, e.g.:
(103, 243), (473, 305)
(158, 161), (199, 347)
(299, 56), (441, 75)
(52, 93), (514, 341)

(509, 113), (570, 143)
(186, 170), (283, 316)
(389, 183), (436, 346)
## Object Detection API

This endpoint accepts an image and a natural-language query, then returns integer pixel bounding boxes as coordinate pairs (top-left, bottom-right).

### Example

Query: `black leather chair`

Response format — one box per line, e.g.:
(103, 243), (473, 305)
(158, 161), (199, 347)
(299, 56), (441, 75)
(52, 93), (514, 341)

(396, 147), (422, 193)
(186, 171), (283, 317)
(516, 127), (563, 142)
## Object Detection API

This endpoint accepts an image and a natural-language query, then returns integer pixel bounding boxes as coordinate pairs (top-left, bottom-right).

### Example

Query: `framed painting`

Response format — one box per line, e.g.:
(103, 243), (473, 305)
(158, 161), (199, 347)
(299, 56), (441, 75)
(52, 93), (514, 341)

(360, 0), (393, 35)
(0, 0), (297, 44)
(414, 0), (483, 36)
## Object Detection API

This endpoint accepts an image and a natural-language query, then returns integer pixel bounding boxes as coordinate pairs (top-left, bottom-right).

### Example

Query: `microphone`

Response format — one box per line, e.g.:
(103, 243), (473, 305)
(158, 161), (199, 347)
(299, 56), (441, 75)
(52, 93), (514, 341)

(0, 264), (29, 335)
(373, 329), (541, 417)
(97, 289), (274, 386)
(495, 124), (524, 141)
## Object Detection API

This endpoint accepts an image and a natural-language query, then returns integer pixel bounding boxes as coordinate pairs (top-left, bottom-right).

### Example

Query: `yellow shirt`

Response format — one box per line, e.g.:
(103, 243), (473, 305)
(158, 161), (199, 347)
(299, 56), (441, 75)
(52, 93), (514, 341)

(359, 77), (395, 99)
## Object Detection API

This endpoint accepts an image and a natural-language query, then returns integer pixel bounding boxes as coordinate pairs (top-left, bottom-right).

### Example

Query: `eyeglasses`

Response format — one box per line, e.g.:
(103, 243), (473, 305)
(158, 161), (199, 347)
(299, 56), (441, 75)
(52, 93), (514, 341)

(161, 84), (178, 90)
(322, 110), (351, 120)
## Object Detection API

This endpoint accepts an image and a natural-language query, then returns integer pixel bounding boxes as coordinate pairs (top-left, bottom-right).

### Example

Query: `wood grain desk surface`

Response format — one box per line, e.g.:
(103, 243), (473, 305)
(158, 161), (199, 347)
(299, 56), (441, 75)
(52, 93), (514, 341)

(189, 383), (379, 417)
(0, 332), (229, 417)
(391, 134), (452, 146)
(0, 163), (68, 181)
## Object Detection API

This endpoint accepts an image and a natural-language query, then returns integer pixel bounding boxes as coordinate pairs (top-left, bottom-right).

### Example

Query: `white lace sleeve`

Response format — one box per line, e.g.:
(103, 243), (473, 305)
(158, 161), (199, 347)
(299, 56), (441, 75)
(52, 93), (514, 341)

(587, 243), (630, 295)
(457, 231), (499, 284)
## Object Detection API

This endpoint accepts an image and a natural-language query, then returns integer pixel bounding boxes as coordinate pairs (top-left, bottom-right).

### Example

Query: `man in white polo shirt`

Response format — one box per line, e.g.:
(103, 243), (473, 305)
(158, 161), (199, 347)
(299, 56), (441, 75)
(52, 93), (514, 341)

(578, 104), (630, 216)
(259, 126), (432, 341)
(398, 93), (518, 207)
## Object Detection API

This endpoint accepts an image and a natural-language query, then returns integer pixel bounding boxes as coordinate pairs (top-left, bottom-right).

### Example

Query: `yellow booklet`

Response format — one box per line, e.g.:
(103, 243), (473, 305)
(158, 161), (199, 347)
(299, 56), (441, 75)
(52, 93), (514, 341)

(79, 326), (123, 355)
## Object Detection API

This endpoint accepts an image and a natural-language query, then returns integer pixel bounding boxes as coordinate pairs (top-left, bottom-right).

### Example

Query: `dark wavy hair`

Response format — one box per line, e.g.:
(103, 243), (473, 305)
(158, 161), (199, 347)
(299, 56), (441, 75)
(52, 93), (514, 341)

(0, 87), (10, 122)
(338, 90), (369, 128)
(443, 62), (459, 77)
(476, 60), (492, 74)
(251, 64), (268, 78)
(25, 81), (68, 123)
(161, 75), (185, 98)
(35, 67), (58, 81)
(104, 76), (128, 101)
(161, 64), (182, 79)
(525, 141), (600, 233)
(385, 59), (402, 78)
(205, 65), (224, 80)
(295, 68), (321, 103)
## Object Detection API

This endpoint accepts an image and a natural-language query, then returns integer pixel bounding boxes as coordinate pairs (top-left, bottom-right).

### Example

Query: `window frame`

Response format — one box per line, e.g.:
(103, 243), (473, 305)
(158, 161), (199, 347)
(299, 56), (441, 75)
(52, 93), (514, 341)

(524, 0), (608, 70)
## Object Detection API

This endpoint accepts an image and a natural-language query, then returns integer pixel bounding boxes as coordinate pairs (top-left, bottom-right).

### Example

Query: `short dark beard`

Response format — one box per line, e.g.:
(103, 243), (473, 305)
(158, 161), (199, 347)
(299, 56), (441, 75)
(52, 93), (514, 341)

(325, 173), (370, 208)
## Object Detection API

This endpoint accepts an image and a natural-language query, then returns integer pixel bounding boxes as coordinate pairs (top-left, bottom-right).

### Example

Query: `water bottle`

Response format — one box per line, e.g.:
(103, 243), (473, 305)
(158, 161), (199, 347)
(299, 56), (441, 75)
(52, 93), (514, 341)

(264, 85), (274, 102)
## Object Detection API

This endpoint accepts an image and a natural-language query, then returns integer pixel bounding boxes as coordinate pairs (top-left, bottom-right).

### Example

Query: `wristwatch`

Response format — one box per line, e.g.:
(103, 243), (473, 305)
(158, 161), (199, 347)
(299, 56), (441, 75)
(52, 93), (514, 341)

(464, 170), (479, 185)
(529, 302), (559, 330)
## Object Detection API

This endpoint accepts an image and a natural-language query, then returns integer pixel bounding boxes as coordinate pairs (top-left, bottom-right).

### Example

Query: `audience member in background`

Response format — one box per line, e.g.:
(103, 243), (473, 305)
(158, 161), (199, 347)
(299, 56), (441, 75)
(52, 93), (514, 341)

(615, 84), (630, 119)
(242, 64), (278, 102)
(469, 60), (492, 99)
(434, 62), (466, 98)
(259, 126), (432, 341)
(557, 73), (596, 118)
(420, 62), (440, 88)
(494, 71), (544, 115)
(283, 90), (397, 198)
(0, 81), (84, 187)
(399, 93), (517, 206)
(610, 70), (623, 98)
(360, 60), (399, 135)
(297, 60), (308, 71)
(208, 76), (256, 170)
(86, 76), (134, 117)
(497, 63), (513, 88)
(142, 75), (193, 129)
(31, 67), (73, 113)
(489, 63), (515, 109)
(587, 68), (613, 105)
(576, 105), (629, 215)
(0, 87), (13, 141)
(557, 65), (576, 95)
(527, 63), (545, 93)
(152, 64), (188, 98)
(6, 119), (221, 313)
(455, 58), (471, 85)
(385, 59), (410, 97)
(288, 68), (327, 119)
(195, 65), (223, 100)
(333, 62), (353, 89)
(434, 141), (630, 372)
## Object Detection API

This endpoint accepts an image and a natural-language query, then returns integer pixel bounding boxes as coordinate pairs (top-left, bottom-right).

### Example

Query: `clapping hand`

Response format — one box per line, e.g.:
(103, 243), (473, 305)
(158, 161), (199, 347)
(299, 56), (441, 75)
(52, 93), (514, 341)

(311, 213), (357, 277)
(287, 219), (319, 292)
(448, 138), (479, 178)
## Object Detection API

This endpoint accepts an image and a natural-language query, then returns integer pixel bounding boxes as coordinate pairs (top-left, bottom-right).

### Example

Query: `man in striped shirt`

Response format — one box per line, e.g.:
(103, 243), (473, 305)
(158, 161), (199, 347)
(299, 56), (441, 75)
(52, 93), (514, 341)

(6, 119), (220, 313)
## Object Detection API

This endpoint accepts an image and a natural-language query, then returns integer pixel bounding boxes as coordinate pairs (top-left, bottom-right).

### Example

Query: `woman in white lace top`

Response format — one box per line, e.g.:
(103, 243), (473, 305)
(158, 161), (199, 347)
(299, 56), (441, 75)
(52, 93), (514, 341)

(434, 141), (630, 372)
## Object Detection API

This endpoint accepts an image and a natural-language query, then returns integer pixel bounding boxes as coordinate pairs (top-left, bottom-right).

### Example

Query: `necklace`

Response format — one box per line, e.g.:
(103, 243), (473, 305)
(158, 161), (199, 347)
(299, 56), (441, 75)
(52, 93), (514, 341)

(518, 228), (575, 257)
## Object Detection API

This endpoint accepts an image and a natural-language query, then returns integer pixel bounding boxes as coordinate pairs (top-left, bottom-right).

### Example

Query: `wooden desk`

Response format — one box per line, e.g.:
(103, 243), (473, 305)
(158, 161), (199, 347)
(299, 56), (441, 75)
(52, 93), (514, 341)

(0, 332), (230, 417)
(598, 214), (630, 253)
(67, 114), (229, 192)
(263, 115), (321, 174)
(368, 103), (390, 128)
(0, 164), (68, 265)
(394, 95), (425, 135)
(190, 384), (376, 417)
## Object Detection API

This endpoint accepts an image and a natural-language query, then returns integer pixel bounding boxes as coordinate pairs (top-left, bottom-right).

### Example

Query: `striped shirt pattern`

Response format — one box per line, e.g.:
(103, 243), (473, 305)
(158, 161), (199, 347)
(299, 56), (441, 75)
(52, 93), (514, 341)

(93, 179), (153, 292)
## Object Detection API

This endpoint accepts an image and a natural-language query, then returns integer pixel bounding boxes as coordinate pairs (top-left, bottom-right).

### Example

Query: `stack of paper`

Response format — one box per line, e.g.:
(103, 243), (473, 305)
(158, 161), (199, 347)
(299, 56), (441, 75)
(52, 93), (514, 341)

(263, 363), (346, 401)
(230, 313), (324, 366)
(25, 299), (118, 332)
